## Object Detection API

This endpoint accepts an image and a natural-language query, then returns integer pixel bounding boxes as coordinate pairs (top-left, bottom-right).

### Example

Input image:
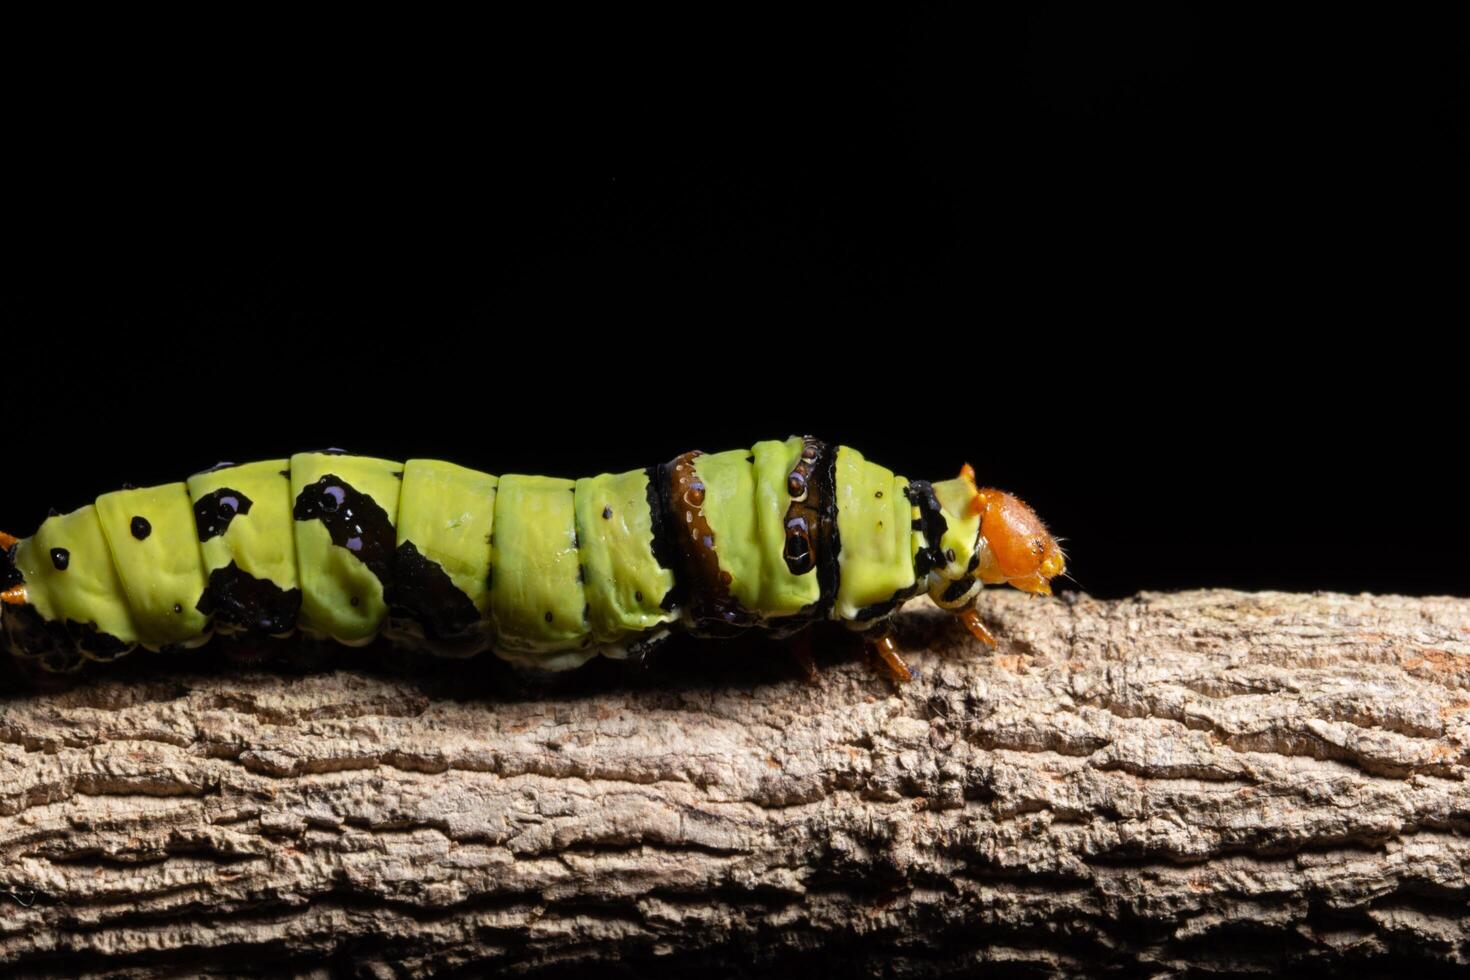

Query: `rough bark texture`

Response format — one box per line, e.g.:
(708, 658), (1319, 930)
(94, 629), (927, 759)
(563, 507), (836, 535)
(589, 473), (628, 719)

(1, 589), (1468, 977)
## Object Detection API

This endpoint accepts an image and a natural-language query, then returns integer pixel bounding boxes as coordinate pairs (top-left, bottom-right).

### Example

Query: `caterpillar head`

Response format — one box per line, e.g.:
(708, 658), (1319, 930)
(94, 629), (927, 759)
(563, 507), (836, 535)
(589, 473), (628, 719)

(970, 485), (1065, 595)
(924, 465), (1066, 608)
(941, 465), (1064, 596)
(927, 468), (1066, 651)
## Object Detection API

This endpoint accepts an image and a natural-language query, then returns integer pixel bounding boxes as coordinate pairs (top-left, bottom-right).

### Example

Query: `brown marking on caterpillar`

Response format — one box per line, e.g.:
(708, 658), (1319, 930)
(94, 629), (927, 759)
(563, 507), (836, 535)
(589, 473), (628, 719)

(665, 450), (756, 636)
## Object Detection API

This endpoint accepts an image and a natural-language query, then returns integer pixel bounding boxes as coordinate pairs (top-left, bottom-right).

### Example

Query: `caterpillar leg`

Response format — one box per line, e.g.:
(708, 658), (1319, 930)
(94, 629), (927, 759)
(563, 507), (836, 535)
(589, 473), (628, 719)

(956, 605), (998, 648)
(785, 629), (819, 682)
(1, 584), (25, 606)
(868, 631), (912, 684)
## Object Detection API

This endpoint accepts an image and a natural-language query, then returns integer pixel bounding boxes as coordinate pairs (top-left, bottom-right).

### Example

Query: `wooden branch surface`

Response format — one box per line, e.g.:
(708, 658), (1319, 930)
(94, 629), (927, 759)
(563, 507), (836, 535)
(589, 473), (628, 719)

(2, 590), (1468, 977)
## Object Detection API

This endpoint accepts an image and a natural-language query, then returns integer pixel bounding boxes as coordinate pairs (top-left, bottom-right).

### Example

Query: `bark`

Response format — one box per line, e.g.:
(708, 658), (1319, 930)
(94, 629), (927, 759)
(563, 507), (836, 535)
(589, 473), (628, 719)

(1, 589), (1468, 978)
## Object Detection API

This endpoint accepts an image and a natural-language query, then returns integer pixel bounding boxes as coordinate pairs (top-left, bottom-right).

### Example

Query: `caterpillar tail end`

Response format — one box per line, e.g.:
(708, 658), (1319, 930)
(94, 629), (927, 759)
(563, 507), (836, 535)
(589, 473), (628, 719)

(1, 532), (22, 661)
(1, 531), (22, 607)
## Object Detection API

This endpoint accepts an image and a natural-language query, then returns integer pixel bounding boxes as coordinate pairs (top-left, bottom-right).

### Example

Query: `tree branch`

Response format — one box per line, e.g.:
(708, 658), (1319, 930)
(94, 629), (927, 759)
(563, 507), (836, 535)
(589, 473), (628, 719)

(2, 590), (1468, 976)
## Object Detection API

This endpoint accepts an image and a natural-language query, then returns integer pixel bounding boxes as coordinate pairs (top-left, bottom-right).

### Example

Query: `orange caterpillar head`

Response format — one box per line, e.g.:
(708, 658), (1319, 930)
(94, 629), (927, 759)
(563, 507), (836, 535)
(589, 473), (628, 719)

(961, 469), (1065, 595)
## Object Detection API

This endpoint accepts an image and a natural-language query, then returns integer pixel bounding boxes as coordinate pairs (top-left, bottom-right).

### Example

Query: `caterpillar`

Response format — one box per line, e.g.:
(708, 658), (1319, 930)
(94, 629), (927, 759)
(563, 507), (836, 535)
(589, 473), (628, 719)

(0, 438), (1065, 681)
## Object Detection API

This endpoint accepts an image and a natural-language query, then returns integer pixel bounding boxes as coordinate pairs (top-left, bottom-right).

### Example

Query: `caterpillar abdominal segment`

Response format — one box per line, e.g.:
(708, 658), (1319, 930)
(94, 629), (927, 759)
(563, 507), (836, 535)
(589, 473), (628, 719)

(0, 439), (1066, 680)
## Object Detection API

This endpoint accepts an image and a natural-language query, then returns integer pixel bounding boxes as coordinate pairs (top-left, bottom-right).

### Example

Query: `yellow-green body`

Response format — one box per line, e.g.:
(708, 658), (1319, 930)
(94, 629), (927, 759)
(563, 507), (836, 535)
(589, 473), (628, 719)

(573, 468), (677, 643)
(931, 475), (983, 581)
(751, 437), (822, 615)
(395, 459), (498, 619)
(95, 483), (211, 647)
(692, 449), (764, 611)
(291, 452), (403, 644)
(4, 438), (994, 671)
(188, 460), (299, 600)
(12, 504), (140, 648)
(489, 474), (589, 656)
(833, 447), (918, 620)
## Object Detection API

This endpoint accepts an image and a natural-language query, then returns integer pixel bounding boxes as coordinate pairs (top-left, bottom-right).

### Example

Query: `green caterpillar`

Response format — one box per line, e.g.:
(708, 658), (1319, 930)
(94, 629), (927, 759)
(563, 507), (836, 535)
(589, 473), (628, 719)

(0, 437), (1065, 679)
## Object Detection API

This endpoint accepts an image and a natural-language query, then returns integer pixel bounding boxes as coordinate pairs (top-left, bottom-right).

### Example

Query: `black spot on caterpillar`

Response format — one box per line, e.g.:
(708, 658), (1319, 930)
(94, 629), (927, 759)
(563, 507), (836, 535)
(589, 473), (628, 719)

(905, 480), (948, 577)
(386, 540), (479, 645)
(0, 439), (1066, 682)
(291, 475), (394, 583)
(194, 488), (253, 542)
(195, 561), (302, 635)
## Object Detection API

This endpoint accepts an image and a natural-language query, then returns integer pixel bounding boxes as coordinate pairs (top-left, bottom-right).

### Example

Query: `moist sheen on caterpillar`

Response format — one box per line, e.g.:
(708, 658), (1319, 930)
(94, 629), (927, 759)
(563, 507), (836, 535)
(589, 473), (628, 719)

(0, 437), (1066, 679)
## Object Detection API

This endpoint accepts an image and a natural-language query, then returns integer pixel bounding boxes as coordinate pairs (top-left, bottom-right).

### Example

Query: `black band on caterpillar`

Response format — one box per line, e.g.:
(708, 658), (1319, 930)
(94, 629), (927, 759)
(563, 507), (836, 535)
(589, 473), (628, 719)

(933, 575), (984, 610)
(906, 480), (948, 577)
(644, 464), (683, 613)
(814, 438), (841, 618)
(941, 577), (977, 603)
(851, 581), (926, 623)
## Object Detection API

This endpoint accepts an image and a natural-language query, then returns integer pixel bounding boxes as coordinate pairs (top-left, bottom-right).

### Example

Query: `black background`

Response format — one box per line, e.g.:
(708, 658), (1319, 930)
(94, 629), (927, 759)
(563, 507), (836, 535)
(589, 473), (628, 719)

(8, 9), (1467, 598)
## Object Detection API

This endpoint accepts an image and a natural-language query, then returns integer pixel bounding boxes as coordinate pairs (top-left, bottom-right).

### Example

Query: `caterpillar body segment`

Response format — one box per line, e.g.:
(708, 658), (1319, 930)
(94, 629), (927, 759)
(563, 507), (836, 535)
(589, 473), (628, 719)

(572, 468), (678, 642)
(189, 460), (301, 638)
(488, 474), (590, 663)
(94, 482), (212, 649)
(1, 438), (1066, 679)
(386, 459), (498, 655)
(833, 445), (920, 622)
(291, 452), (403, 645)
(4, 505), (138, 665)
